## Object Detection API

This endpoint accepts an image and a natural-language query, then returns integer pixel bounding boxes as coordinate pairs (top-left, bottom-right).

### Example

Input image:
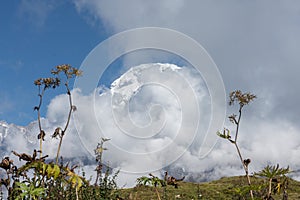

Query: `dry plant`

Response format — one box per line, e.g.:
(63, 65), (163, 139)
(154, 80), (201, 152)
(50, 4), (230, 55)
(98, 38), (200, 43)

(217, 90), (256, 199)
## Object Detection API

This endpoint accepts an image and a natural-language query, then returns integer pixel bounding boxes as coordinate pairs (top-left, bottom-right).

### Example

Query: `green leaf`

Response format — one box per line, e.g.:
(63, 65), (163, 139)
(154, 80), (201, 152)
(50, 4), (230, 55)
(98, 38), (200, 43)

(52, 164), (60, 179)
(46, 164), (53, 178)
(42, 163), (47, 174)
(216, 128), (231, 140)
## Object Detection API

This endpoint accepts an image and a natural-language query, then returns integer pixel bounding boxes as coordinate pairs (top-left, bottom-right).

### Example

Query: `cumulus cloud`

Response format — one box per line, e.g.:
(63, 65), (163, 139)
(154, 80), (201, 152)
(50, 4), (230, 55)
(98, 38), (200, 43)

(69, 63), (212, 186)
(73, 0), (300, 125)
(2, 63), (300, 187)
(70, 1), (300, 183)
(1, 63), (210, 186)
(64, 64), (300, 186)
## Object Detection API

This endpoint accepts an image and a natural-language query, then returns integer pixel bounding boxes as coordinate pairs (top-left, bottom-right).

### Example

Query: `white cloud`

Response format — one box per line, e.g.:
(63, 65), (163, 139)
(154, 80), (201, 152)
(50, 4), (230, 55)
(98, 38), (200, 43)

(41, 63), (212, 186)
(74, 0), (184, 32)
(38, 63), (300, 186)
(3, 63), (300, 187)
(71, 63), (211, 171)
(73, 0), (300, 126)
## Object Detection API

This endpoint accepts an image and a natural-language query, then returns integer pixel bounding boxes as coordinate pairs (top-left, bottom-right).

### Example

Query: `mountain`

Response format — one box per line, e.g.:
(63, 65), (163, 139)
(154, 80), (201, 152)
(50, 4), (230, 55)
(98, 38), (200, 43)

(0, 121), (25, 142)
(110, 63), (181, 106)
(0, 120), (39, 157)
(0, 119), (48, 141)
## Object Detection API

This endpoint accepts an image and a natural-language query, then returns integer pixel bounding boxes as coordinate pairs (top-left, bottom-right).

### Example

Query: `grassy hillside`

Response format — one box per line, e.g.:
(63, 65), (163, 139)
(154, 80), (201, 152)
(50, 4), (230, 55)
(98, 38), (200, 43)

(116, 176), (300, 200)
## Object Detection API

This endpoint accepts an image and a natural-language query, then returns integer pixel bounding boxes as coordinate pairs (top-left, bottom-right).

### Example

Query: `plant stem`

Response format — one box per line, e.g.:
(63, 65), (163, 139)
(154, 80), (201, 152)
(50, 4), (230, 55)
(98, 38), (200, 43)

(94, 141), (104, 186)
(155, 187), (161, 200)
(56, 138), (63, 165)
(233, 105), (254, 200)
(37, 87), (45, 158)
(75, 187), (79, 200)
(268, 178), (272, 198)
(234, 106), (243, 142)
(234, 142), (253, 198)
(55, 84), (73, 164)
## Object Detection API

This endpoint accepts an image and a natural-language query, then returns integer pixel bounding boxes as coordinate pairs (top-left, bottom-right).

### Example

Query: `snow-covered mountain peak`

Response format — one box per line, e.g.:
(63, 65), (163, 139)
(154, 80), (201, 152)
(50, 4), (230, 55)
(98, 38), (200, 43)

(110, 63), (181, 105)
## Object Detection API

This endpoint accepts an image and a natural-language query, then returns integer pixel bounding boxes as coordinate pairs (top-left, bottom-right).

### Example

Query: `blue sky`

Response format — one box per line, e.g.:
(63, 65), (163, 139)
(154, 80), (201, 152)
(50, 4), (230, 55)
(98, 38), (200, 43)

(0, 1), (108, 125)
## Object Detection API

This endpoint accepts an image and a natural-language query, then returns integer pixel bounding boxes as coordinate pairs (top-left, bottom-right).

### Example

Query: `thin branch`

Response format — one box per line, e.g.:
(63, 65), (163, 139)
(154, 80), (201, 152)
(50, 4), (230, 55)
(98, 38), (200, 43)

(55, 82), (73, 164)
(234, 105), (243, 142)
(36, 87), (45, 159)
(63, 83), (73, 134)
(233, 104), (253, 199)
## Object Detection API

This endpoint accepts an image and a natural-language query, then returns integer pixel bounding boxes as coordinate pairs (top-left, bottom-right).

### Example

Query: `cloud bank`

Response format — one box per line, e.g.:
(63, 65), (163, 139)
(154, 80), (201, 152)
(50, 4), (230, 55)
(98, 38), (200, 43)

(73, 0), (300, 125)
(2, 63), (299, 188)
(71, 0), (300, 184)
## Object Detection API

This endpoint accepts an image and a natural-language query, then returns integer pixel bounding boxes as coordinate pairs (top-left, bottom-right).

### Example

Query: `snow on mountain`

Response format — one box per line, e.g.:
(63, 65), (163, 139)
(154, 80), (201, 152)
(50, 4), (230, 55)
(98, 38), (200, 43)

(0, 121), (35, 144)
(0, 120), (41, 157)
(0, 121), (8, 142)
(110, 63), (181, 106)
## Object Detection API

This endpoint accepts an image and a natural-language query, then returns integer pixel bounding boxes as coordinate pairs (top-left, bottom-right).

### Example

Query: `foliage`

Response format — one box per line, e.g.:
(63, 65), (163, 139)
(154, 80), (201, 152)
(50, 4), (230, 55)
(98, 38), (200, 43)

(255, 165), (290, 180)
(136, 174), (166, 200)
(136, 175), (165, 188)
(216, 128), (234, 143)
(14, 182), (45, 200)
(255, 164), (290, 199)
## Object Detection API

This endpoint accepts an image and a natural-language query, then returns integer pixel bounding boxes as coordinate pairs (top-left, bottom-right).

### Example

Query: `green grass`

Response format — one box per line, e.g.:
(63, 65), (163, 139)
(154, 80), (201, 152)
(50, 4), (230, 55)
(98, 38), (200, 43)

(117, 176), (300, 200)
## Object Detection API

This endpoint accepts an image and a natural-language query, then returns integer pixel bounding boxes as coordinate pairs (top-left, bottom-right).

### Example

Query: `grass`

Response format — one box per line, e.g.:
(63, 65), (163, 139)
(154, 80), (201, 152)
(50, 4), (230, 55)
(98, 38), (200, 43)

(117, 176), (300, 200)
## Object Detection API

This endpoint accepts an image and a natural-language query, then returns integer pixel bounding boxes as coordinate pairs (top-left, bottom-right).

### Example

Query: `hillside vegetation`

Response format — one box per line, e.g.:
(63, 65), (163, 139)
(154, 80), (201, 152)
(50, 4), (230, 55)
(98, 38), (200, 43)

(117, 176), (300, 200)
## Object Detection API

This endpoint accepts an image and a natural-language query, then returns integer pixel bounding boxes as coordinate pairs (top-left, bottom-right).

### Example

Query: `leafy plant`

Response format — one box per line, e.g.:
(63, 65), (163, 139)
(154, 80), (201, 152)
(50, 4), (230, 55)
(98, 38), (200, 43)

(136, 173), (166, 200)
(14, 181), (46, 200)
(255, 164), (290, 199)
(217, 90), (256, 199)
(234, 184), (264, 200)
